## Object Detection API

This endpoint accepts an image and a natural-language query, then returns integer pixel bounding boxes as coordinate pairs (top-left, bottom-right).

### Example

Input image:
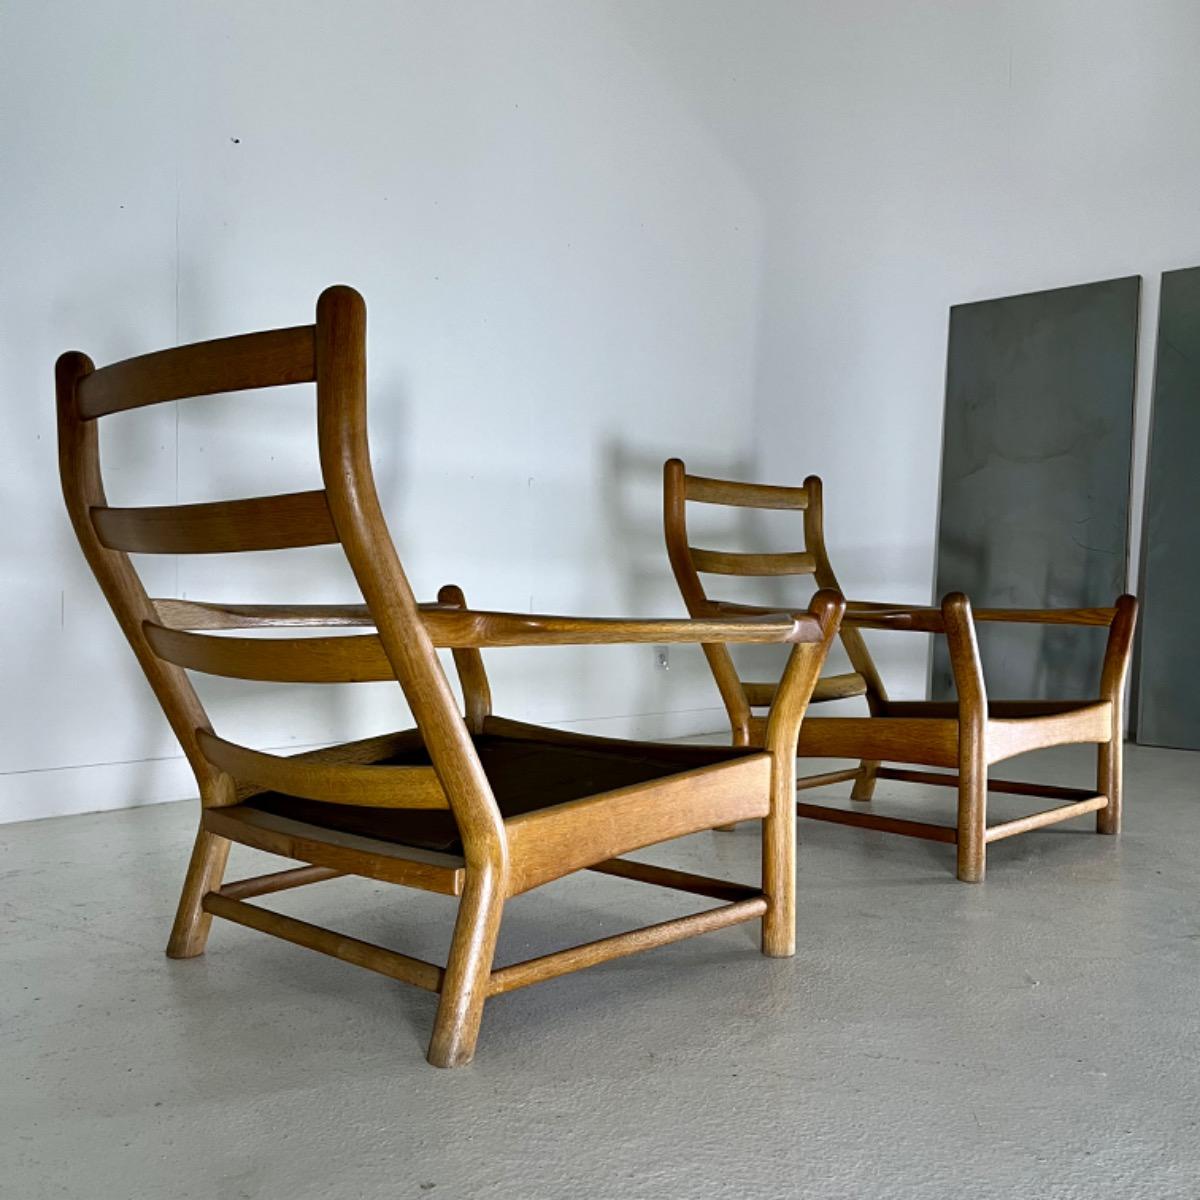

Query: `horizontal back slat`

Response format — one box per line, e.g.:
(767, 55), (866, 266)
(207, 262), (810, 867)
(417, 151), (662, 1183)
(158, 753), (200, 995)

(92, 491), (337, 554)
(143, 623), (395, 683)
(684, 473), (809, 510)
(690, 548), (817, 576)
(743, 671), (867, 708)
(77, 325), (316, 418)
(198, 730), (448, 809)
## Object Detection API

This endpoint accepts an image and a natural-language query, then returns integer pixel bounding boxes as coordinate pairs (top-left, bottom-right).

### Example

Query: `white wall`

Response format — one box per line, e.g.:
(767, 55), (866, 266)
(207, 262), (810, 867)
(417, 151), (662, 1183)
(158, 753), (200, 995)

(0, 1), (764, 822)
(612, 0), (1200, 698)
(5, 1), (1199, 822)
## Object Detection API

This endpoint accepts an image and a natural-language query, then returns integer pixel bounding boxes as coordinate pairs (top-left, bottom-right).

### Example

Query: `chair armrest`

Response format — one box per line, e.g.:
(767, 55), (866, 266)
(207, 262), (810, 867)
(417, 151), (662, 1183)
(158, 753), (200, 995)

(420, 606), (824, 648)
(970, 604), (1124, 627)
(842, 601), (945, 633)
(152, 596), (823, 647)
(842, 597), (1134, 633)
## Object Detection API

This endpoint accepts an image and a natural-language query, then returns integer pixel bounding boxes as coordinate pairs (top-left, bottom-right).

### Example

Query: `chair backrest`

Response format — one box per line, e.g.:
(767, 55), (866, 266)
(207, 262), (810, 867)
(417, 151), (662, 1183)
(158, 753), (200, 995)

(57, 286), (504, 865)
(663, 458), (886, 742)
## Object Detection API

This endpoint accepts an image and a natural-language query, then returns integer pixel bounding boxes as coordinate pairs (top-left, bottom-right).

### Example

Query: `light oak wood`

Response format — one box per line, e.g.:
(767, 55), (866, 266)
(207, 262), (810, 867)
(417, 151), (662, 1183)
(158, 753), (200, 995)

(202, 892), (444, 992)
(76, 325), (315, 417)
(420, 606), (816, 647)
(479, 713), (764, 764)
(166, 827), (230, 959)
(663, 459), (1139, 882)
(842, 601), (1122, 633)
(201, 805), (467, 894)
(438, 584), (492, 732)
(58, 287), (841, 1068)
(793, 803), (958, 844)
(144, 611), (814, 684)
(486, 897), (768, 996)
(944, 593), (987, 882)
(197, 730), (449, 809)
(145, 623), (396, 683)
(794, 717), (960, 767)
(689, 548), (817, 577)
(93, 491), (337, 554)
(987, 704), (1113, 762)
(985, 796), (1108, 842)
(666, 460), (885, 812)
(743, 673), (868, 707)
(504, 756), (773, 895)
(586, 857), (763, 902)
(683, 472), (809, 510)
(794, 767), (864, 791)
(874, 768), (1101, 802)
(883, 699), (1109, 718)
(152, 598), (375, 629)
(218, 865), (344, 900)
(760, 598), (845, 954)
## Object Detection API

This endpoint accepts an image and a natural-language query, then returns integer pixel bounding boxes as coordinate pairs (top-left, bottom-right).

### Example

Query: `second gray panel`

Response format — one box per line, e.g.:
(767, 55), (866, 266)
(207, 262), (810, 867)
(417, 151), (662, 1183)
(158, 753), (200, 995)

(1136, 265), (1200, 749)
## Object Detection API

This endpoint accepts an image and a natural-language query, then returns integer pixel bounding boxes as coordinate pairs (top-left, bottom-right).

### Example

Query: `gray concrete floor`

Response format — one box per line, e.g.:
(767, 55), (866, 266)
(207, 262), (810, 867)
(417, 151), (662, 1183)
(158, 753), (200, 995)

(3, 743), (1199, 1199)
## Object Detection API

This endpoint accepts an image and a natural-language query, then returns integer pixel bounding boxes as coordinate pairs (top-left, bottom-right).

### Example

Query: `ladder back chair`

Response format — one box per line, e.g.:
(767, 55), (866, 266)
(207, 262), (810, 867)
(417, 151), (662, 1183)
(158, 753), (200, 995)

(663, 459), (1138, 883)
(56, 287), (843, 1068)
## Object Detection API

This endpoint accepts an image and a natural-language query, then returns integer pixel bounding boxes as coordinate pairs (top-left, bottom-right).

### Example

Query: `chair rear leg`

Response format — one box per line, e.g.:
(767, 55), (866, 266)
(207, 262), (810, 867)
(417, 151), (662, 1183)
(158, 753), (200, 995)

(850, 759), (880, 800)
(956, 764), (986, 883)
(166, 826), (231, 959)
(1097, 738), (1122, 835)
(427, 867), (505, 1068)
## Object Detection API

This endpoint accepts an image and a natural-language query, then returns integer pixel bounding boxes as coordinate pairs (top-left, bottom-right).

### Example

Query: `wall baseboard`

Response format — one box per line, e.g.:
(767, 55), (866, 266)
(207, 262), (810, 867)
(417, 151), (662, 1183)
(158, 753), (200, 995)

(0, 708), (728, 827)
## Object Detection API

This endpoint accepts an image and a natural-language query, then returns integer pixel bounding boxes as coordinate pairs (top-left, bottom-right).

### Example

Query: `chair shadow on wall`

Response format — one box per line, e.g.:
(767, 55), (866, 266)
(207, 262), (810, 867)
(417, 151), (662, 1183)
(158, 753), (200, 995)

(599, 439), (801, 735)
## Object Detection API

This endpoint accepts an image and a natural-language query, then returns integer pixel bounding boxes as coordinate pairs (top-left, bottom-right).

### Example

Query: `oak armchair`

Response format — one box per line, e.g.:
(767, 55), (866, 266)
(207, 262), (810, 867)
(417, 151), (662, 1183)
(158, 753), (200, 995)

(664, 459), (1137, 883)
(56, 287), (842, 1068)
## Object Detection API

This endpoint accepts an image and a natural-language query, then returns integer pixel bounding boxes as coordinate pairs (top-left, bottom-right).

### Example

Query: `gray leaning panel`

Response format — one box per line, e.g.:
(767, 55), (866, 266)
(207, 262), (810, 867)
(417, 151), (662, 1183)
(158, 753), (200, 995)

(1136, 266), (1200, 749)
(931, 276), (1139, 701)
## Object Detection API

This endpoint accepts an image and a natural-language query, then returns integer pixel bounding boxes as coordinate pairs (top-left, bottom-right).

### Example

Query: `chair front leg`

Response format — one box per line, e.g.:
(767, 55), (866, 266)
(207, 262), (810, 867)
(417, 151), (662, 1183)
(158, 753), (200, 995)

(427, 862), (506, 1068)
(761, 592), (844, 953)
(761, 750), (798, 956)
(166, 825), (231, 958)
(942, 594), (988, 883)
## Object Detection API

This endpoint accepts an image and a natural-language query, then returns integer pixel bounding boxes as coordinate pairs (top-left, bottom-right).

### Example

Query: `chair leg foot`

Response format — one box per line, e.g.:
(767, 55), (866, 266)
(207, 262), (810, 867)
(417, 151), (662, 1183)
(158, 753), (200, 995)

(956, 855), (985, 883)
(166, 827), (230, 959)
(850, 759), (880, 801)
(427, 868), (504, 1069)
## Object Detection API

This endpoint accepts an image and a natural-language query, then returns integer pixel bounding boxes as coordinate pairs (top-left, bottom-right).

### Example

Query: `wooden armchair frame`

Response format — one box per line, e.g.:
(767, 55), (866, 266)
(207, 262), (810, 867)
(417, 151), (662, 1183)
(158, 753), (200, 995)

(664, 459), (1138, 883)
(56, 287), (843, 1068)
